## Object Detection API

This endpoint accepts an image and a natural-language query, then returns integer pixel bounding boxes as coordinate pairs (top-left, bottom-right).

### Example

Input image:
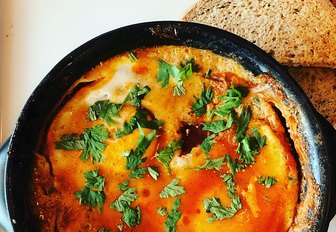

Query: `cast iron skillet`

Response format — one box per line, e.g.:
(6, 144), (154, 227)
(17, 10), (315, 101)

(3, 21), (336, 231)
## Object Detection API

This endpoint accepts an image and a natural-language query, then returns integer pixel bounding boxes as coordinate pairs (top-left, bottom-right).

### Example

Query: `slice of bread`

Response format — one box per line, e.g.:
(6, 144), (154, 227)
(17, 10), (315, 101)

(182, 0), (336, 68)
(287, 67), (336, 128)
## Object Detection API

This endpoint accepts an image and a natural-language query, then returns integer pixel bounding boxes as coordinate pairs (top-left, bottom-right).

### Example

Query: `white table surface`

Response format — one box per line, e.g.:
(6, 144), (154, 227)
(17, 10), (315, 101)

(0, 0), (335, 231)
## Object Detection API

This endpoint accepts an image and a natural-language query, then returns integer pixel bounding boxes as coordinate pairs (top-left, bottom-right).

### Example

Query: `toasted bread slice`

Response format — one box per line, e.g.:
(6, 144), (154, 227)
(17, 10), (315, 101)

(287, 67), (336, 128)
(182, 0), (336, 68)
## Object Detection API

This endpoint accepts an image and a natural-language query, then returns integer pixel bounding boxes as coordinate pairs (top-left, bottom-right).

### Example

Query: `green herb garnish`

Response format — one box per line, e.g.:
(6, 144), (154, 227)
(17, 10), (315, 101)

(221, 173), (235, 198)
(156, 139), (182, 174)
(125, 126), (156, 178)
(118, 180), (130, 191)
(88, 100), (121, 125)
(148, 166), (160, 180)
(159, 179), (186, 198)
(129, 51), (138, 62)
(200, 134), (217, 153)
(192, 85), (214, 117)
(214, 84), (243, 117)
(235, 106), (252, 142)
(165, 198), (182, 232)
(98, 227), (113, 232)
(203, 195), (242, 223)
(114, 108), (163, 139)
(257, 176), (277, 188)
(123, 83), (151, 108)
(157, 207), (168, 216)
(55, 124), (110, 163)
(193, 156), (226, 171)
(157, 59), (195, 96)
(75, 168), (106, 213)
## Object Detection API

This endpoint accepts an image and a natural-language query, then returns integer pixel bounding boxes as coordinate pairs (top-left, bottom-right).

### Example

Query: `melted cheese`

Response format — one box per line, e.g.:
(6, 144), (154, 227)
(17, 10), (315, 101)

(32, 45), (299, 232)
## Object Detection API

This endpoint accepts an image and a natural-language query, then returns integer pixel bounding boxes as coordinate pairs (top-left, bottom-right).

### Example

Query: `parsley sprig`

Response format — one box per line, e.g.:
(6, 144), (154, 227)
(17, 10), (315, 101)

(55, 124), (110, 163)
(192, 85), (214, 117)
(157, 59), (196, 96)
(192, 156), (226, 171)
(156, 139), (182, 174)
(75, 168), (106, 213)
(257, 176), (277, 188)
(88, 100), (122, 125)
(165, 198), (182, 232)
(114, 108), (163, 138)
(160, 179), (186, 198)
(125, 125), (156, 178)
(214, 84), (243, 117)
(110, 184), (141, 227)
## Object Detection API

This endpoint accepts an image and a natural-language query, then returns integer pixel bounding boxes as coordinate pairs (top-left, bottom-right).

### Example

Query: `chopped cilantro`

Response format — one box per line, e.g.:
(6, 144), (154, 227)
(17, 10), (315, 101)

(225, 154), (237, 178)
(203, 196), (242, 223)
(200, 134), (217, 153)
(202, 118), (232, 134)
(235, 106), (252, 142)
(110, 187), (138, 212)
(122, 206), (141, 227)
(148, 166), (160, 180)
(157, 207), (168, 216)
(157, 59), (195, 96)
(98, 227), (113, 232)
(165, 198), (182, 232)
(160, 179), (186, 198)
(118, 180), (130, 191)
(55, 133), (84, 150)
(128, 51), (138, 62)
(75, 168), (106, 213)
(205, 69), (212, 78)
(214, 84), (242, 117)
(123, 83), (151, 108)
(288, 177), (297, 182)
(193, 156), (226, 171)
(221, 173), (235, 198)
(156, 139), (182, 174)
(88, 100), (121, 125)
(114, 108), (163, 139)
(251, 127), (266, 148)
(257, 176), (277, 188)
(192, 85), (214, 117)
(125, 126), (156, 178)
(55, 124), (110, 163)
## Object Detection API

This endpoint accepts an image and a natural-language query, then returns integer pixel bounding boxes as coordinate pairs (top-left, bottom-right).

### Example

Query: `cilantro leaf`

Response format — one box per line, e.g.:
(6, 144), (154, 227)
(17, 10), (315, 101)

(98, 227), (113, 232)
(157, 59), (195, 96)
(192, 85), (214, 117)
(214, 84), (243, 117)
(118, 180), (130, 191)
(123, 83), (151, 108)
(257, 176), (277, 188)
(114, 108), (163, 139)
(55, 133), (84, 150)
(128, 51), (138, 62)
(75, 168), (106, 213)
(111, 186), (141, 227)
(205, 69), (212, 78)
(202, 118), (232, 134)
(221, 174), (235, 198)
(56, 124), (110, 163)
(122, 206), (141, 227)
(160, 179), (186, 198)
(225, 154), (237, 178)
(200, 134), (216, 153)
(81, 124), (110, 163)
(125, 126), (156, 178)
(235, 106), (252, 142)
(156, 139), (182, 174)
(193, 156), (226, 171)
(236, 135), (258, 165)
(203, 196), (242, 223)
(251, 128), (266, 148)
(148, 166), (160, 180)
(88, 100), (121, 125)
(110, 187), (138, 212)
(157, 207), (168, 216)
(165, 198), (182, 232)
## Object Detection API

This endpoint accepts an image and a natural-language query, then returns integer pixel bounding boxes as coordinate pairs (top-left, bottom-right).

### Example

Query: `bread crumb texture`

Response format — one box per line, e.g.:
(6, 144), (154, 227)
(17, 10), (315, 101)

(182, 0), (336, 68)
(287, 67), (336, 128)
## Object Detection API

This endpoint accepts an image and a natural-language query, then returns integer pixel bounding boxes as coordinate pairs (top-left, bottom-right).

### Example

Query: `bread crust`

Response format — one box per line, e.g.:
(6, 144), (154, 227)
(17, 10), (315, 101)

(182, 0), (336, 68)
